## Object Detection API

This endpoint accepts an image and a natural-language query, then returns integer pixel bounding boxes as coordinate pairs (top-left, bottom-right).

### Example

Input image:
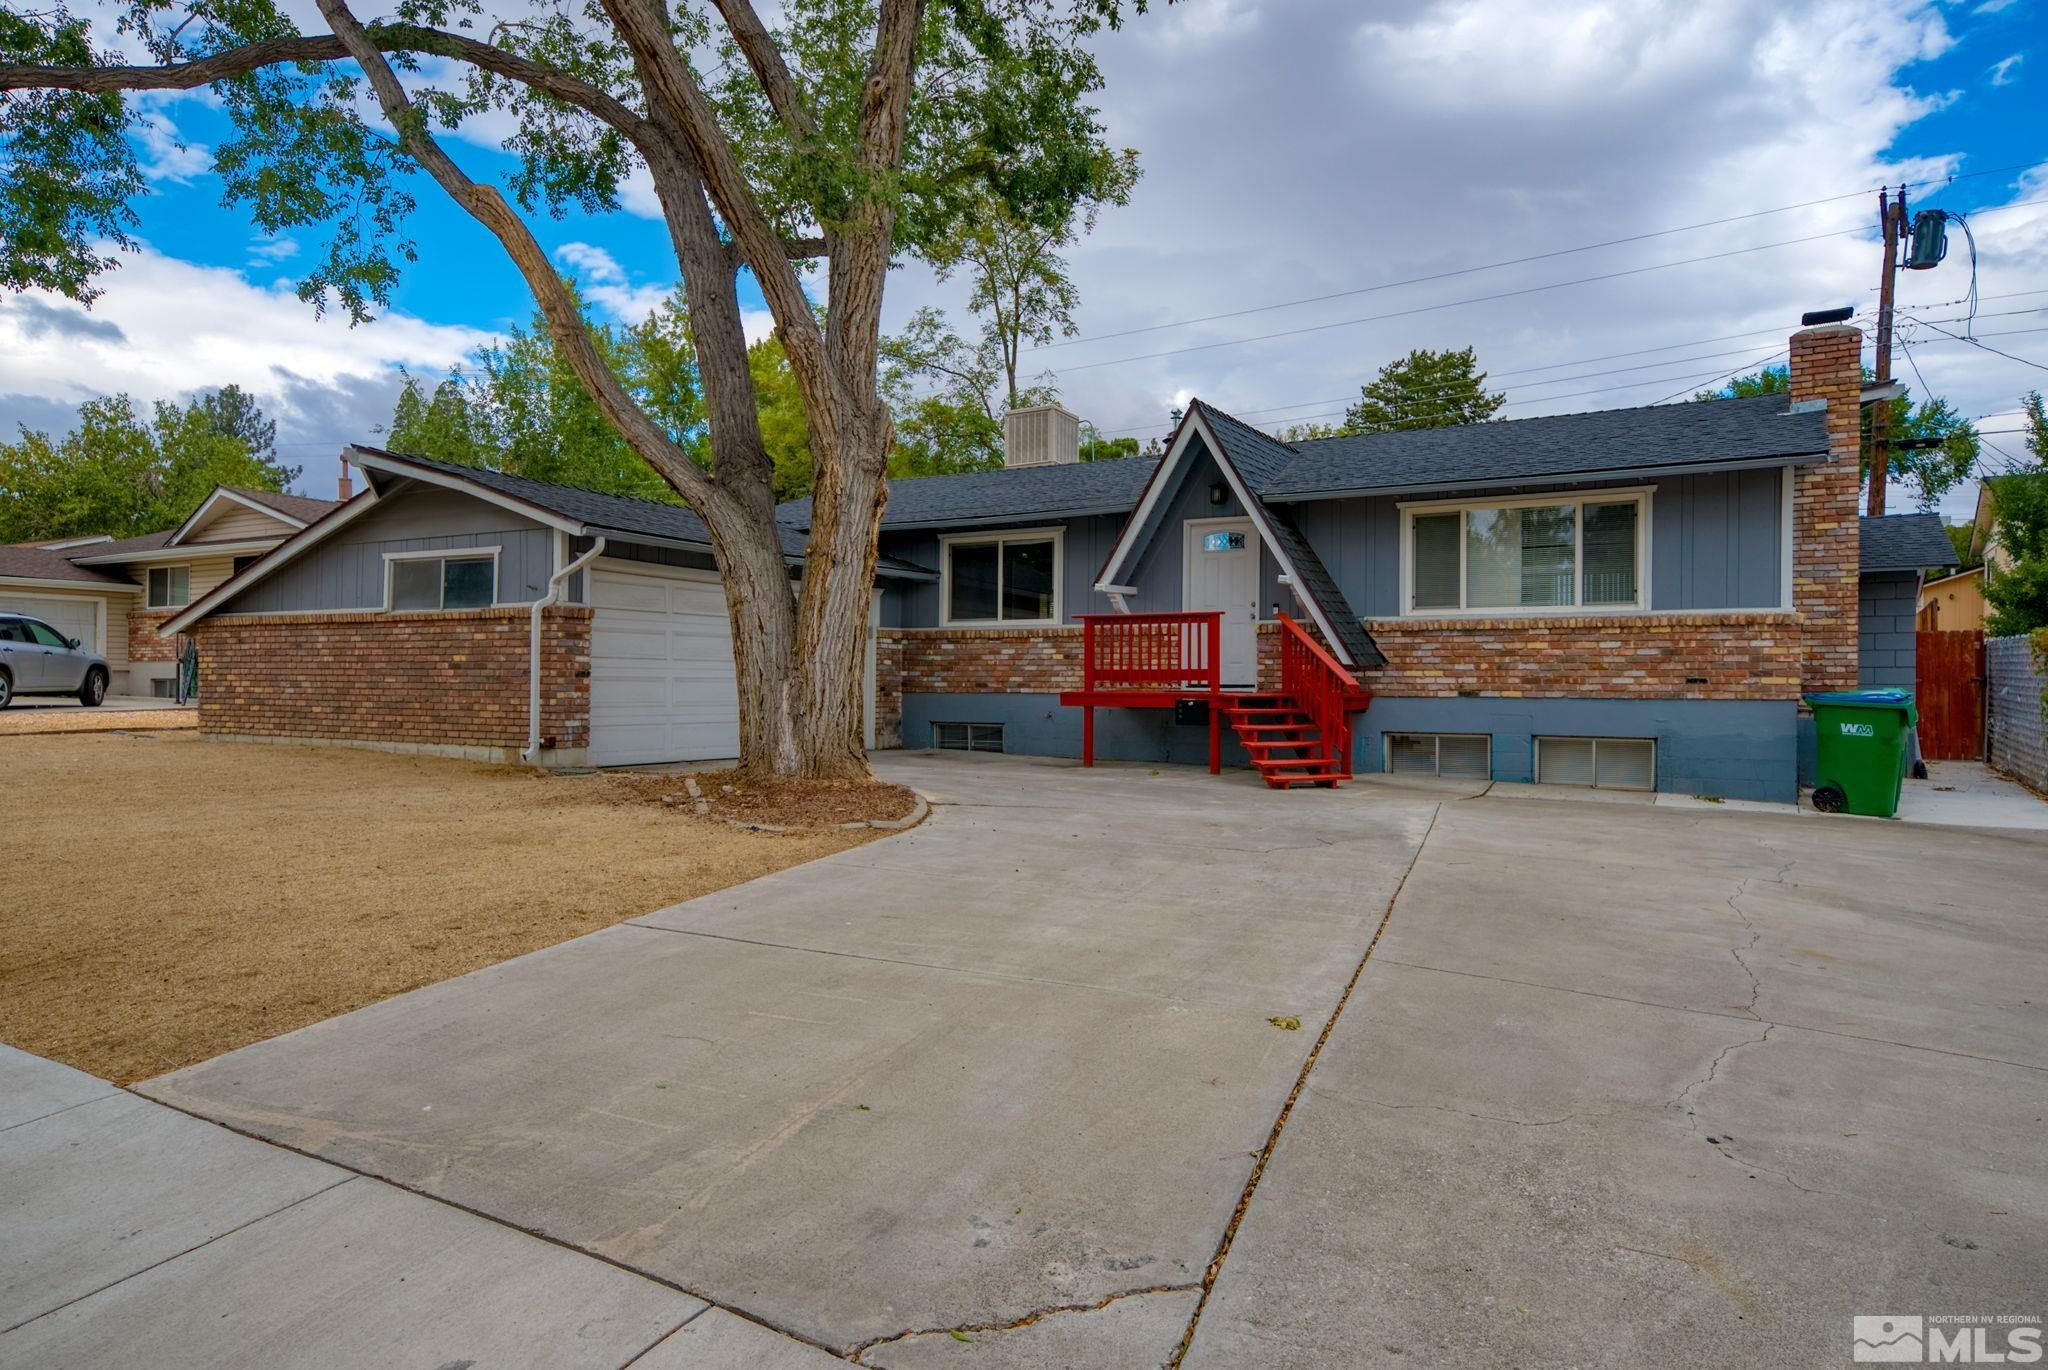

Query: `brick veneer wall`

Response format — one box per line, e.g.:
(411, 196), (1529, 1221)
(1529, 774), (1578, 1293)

(872, 633), (905, 749)
(884, 625), (1086, 695)
(1789, 324), (1864, 692)
(1256, 614), (1803, 699)
(130, 608), (179, 662)
(195, 606), (592, 755)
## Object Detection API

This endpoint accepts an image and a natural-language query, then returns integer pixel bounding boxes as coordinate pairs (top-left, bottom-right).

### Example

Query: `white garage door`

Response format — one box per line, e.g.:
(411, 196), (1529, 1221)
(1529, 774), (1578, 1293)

(0, 594), (98, 654)
(587, 561), (741, 766)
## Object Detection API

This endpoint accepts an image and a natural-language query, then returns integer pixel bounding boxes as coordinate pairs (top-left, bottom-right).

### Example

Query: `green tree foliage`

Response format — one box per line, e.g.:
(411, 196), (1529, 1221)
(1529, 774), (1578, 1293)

(384, 293), (700, 504)
(1982, 392), (2048, 637)
(0, 390), (300, 541)
(1078, 425), (1139, 462)
(1695, 365), (1980, 512)
(1944, 521), (1982, 571)
(747, 337), (814, 501)
(1340, 346), (1505, 434)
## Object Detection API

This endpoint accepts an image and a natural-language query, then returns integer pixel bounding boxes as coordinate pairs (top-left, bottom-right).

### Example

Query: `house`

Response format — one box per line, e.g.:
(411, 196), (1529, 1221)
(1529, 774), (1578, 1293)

(0, 485), (341, 696)
(160, 447), (935, 765)
(160, 319), (1950, 801)
(780, 321), (1924, 802)
(1917, 565), (1987, 631)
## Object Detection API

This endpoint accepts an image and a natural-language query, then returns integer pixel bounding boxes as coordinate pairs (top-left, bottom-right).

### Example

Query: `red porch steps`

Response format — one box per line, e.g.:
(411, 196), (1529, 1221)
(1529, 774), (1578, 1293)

(1221, 693), (1349, 789)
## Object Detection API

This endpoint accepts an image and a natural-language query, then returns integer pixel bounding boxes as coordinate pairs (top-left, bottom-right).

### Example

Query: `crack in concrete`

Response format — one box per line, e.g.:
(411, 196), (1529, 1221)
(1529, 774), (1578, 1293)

(848, 1283), (1201, 1361)
(1167, 802), (1447, 1368)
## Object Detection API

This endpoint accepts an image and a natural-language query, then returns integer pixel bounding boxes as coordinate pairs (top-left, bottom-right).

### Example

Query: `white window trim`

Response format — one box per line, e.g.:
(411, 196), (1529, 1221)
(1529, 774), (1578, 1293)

(381, 546), (503, 611)
(938, 526), (1064, 628)
(1397, 487), (1652, 618)
(146, 564), (192, 610)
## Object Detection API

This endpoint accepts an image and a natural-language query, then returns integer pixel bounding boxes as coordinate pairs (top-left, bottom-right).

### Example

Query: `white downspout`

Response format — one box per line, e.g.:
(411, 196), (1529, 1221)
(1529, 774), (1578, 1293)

(525, 535), (606, 765)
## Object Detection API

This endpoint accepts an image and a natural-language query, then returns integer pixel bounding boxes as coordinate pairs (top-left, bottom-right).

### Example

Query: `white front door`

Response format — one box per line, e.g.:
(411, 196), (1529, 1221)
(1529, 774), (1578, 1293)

(587, 561), (741, 766)
(1184, 518), (1260, 688)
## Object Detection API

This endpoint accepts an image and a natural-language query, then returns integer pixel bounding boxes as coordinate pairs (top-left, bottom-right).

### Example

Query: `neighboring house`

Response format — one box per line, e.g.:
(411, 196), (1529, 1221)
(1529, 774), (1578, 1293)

(1917, 565), (1987, 631)
(0, 486), (340, 696)
(776, 322), (1891, 803)
(161, 447), (935, 766)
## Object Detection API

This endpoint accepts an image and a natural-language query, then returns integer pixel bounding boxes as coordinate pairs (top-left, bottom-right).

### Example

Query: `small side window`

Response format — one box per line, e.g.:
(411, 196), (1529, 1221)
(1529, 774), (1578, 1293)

(147, 565), (191, 609)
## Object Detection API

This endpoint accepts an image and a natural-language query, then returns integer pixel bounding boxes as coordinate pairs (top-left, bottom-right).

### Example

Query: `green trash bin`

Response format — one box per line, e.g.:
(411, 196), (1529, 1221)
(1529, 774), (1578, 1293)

(1804, 689), (1918, 817)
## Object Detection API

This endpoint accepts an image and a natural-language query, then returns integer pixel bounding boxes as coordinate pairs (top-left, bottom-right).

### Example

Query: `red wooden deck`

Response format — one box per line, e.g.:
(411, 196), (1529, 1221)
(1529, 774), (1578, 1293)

(1058, 612), (1371, 787)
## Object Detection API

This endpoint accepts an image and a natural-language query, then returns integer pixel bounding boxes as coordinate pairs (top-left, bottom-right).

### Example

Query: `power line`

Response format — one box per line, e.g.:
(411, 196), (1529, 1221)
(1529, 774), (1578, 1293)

(1900, 315), (2048, 374)
(1037, 159), (2048, 352)
(1048, 227), (1873, 374)
(1045, 194), (2048, 378)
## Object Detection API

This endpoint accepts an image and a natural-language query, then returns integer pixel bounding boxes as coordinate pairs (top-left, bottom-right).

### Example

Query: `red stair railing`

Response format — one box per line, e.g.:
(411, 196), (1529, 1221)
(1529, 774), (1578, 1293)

(1276, 611), (1358, 778)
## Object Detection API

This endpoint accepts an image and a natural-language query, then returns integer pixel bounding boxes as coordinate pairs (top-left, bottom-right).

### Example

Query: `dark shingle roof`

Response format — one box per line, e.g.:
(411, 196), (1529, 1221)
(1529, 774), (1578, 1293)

(1264, 393), (1828, 499)
(63, 530), (179, 561)
(0, 543), (136, 585)
(352, 446), (933, 578)
(779, 455), (1160, 531)
(1191, 401), (1299, 489)
(1860, 513), (1956, 573)
(222, 487), (340, 526)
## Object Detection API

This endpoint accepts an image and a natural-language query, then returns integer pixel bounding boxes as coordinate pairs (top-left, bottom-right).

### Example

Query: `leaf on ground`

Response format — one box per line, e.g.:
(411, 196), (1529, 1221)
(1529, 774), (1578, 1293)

(1267, 1015), (1301, 1031)
(948, 1330), (974, 1343)
(854, 1103), (871, 1111)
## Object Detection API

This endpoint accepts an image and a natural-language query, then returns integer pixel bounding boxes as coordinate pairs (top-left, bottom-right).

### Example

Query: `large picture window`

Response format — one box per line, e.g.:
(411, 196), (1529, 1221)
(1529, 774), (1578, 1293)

(386, 552), (498, 610)
(941, 530), (1061, 625)
(1404, 492), (1646, 615)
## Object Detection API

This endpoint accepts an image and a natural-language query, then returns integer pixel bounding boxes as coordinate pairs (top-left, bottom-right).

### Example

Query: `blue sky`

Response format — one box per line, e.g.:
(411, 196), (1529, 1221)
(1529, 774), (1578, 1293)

(1, 0), (2041, 520)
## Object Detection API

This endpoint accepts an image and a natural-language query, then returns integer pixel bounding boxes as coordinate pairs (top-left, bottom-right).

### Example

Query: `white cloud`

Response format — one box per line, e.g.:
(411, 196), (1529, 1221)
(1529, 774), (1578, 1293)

(1989, 52), (2024, 85)
(248, 235), (300, 266)
(0, 245), (491, 493)
(553, 241), (673, 322)
(130, 111), (211, 184)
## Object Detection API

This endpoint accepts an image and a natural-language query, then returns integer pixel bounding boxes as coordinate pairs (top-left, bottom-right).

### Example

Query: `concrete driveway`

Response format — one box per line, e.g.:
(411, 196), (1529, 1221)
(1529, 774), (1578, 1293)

(126, 752), (2047, 1366)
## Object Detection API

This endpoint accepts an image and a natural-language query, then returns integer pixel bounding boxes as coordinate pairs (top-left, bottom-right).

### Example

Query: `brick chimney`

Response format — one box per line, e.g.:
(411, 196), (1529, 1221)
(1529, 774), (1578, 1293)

(337, 458), (354, 502)
(1787, 324), (1863, 692)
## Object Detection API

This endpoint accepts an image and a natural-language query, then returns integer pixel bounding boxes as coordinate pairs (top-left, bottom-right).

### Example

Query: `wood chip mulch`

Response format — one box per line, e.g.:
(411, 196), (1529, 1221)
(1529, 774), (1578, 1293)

(615, 768), (919, 829)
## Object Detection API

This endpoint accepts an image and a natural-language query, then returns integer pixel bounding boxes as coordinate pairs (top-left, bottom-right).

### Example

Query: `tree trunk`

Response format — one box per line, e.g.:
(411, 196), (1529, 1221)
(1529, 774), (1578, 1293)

(790, 405), (891, 779)
(704, 498), (804, 779)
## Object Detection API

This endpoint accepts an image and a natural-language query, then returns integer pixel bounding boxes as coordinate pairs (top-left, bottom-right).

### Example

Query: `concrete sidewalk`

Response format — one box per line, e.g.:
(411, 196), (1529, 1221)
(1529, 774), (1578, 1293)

(0, 1047), (843, 1368)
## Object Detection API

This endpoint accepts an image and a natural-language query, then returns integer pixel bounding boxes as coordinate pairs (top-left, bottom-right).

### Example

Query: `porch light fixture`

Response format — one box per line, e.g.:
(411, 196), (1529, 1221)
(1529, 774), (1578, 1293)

(1209, 483), (1227, 506)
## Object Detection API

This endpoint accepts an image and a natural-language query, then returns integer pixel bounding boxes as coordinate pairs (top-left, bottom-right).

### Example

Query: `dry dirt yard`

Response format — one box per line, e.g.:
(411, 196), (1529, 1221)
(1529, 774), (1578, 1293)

(1, 732), (898, 1084)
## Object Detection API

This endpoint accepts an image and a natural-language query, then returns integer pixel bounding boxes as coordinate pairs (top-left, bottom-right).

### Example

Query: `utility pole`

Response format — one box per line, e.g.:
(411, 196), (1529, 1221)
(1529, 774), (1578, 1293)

(1869, 186), (1908, 517)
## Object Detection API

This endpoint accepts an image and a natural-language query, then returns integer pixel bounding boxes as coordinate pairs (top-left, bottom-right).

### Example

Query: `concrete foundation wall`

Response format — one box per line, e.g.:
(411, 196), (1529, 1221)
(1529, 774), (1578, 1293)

(1988, 635), (2048, 790)
(901, 691), (1799, 803)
